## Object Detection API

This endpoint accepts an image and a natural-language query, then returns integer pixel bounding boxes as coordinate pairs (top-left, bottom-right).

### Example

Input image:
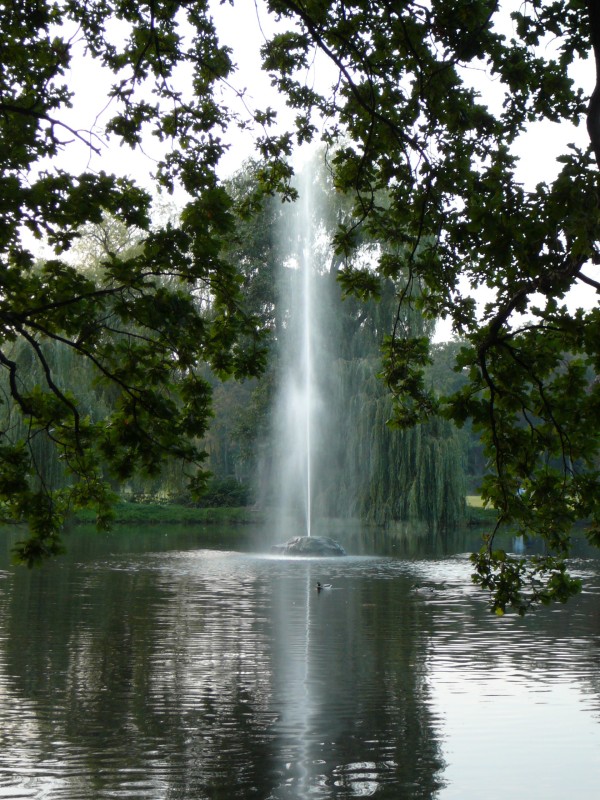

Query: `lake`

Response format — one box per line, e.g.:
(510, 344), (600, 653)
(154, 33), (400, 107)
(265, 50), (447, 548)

(0, 523), (599, 799)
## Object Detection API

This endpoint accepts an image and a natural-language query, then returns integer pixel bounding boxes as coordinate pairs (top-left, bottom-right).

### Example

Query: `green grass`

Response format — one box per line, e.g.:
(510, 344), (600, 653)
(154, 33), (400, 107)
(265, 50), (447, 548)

(72, 502), (265, 526)
(465, 496), (497, 526)
(71, 497), (497, 528)
(466, 495), (487, 508)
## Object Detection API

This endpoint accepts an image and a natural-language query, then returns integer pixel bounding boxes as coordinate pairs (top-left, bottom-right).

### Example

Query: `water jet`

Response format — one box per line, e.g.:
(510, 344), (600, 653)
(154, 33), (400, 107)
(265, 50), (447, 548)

(271, 156), (346, 557)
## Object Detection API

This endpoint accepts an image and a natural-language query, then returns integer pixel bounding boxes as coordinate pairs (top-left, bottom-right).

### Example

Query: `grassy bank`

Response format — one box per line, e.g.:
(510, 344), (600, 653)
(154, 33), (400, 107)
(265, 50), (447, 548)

(71, 498), (497, 528)
(465, 495), (497, 526)
(72, 503), (266, 526)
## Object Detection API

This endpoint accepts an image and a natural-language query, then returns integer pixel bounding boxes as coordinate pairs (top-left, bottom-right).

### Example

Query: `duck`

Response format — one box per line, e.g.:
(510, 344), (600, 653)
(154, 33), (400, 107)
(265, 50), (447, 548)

(410, 582), (446, 595)
(316, 582), (332, 592)
(411, 583), (434, 594)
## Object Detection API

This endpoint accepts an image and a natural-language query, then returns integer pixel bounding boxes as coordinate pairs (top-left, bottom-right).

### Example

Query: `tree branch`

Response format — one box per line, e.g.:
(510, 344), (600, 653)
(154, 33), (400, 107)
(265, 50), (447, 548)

(576, 269), (600, 290)
(0, 101), (103, 155)
(18, 327), (83, 452)
(586, 0), (600, 168)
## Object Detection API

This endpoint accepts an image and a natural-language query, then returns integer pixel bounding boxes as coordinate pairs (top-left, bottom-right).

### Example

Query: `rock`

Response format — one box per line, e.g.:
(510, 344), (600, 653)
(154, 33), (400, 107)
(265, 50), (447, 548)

(271, 535), (346, 557)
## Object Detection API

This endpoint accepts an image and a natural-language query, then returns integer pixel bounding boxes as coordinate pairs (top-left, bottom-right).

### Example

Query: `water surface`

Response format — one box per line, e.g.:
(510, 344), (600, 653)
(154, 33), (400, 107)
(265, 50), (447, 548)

(0, 525), (599, 798)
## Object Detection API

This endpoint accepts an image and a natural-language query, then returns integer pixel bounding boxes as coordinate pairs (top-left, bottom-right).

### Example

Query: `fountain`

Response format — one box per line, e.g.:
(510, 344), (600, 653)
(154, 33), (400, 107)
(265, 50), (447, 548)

(270, 157), (346, 558)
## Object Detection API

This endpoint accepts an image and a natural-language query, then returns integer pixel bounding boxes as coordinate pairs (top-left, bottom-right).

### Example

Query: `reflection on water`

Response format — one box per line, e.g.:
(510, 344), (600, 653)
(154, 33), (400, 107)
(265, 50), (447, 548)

(0, 525), (599, 798)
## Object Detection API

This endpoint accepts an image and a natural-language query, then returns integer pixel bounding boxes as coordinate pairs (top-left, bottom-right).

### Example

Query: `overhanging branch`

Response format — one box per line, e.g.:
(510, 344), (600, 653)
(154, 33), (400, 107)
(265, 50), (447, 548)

(586, 0), (600, 168)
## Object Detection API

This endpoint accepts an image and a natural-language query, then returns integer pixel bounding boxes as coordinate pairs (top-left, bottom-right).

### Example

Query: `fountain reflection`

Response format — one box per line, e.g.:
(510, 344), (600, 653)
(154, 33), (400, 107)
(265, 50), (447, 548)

(0, 533), (446, 798)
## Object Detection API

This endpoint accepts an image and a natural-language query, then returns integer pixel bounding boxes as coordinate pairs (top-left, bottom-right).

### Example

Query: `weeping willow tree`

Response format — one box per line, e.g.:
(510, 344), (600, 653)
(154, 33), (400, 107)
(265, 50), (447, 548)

(0, 336), (110, 498)
(0, 341), (62, 497)
(315, 359), (465, 528)
(308, 281), (466, 530)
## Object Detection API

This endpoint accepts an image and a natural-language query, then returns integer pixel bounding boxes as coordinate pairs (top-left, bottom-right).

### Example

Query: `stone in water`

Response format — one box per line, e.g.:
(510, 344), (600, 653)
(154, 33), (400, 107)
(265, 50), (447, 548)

(271, 536), (346, 557)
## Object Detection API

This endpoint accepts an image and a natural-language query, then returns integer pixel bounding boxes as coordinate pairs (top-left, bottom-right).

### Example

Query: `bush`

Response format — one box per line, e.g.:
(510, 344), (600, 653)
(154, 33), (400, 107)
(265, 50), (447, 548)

(195, 477), (254, 508)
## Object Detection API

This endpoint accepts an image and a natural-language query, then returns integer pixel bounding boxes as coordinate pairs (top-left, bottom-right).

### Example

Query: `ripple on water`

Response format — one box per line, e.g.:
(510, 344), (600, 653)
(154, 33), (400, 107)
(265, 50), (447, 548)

(1, 540), (600, 799)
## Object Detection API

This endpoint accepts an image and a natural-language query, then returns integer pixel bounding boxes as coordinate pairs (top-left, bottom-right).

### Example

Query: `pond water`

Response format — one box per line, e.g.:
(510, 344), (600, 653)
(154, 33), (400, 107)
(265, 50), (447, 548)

(0, 524), (599, 799)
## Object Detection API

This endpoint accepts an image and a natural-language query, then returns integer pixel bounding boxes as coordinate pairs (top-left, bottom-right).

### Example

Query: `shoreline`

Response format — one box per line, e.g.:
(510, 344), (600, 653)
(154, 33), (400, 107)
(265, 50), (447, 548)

(70, 500), (497, 528)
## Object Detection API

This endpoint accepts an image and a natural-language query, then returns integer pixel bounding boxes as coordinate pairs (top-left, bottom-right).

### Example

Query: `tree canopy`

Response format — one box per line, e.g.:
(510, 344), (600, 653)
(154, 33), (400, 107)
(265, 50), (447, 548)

(260, 0), (600, 612)
(2, 0), (600, 612)
(0, 0), (267, 563)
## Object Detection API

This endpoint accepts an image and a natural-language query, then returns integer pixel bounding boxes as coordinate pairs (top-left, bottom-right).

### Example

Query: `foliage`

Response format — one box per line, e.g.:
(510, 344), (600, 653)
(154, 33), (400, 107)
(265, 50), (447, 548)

(314, 358), (466, 529)
(72, 502), (260, 526)
(193, 477), (254, 508)
(260, 0), (600, 610)
(0, 1), (267, 564)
